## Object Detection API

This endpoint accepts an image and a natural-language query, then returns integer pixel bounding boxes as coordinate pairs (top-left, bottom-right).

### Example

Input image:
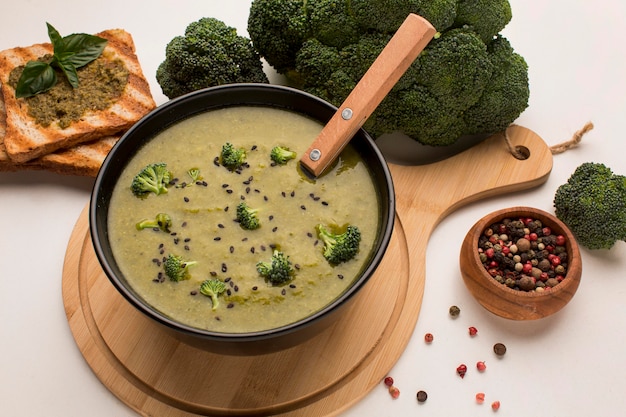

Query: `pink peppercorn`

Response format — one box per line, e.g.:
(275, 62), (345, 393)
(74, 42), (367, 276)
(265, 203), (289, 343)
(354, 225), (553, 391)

(469, 326), (478, 336)
(476, 393), (485, 403)
(522, 263), (533, 274)
(389, 385), (400, 398)
(542, 227), (552, 236)
(529, 232), (538, 241)
(424, 333), (434, 343)
(476, 361), (487, 372)
(492, 400), (501, 411)
(457, 364), (468, 378)
(555, 235), (566, 246)
(383, 376), (394, 387)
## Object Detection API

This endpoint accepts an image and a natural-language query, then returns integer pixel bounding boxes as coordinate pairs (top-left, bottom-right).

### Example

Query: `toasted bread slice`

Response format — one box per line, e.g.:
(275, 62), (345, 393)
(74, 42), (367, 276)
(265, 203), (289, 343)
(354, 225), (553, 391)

(0, 91), (120, 176)
(0, 28), (155, 163)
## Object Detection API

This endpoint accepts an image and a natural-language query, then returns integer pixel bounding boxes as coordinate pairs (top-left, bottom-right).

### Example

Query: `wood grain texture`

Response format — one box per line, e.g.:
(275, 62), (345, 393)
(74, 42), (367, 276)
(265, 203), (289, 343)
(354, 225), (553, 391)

(62, 125), (553, 416)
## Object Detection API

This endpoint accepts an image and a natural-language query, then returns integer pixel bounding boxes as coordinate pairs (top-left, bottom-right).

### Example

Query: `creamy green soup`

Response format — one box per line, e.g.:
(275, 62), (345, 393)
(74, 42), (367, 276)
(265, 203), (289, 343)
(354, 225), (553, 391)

(107, 106), (380, 333)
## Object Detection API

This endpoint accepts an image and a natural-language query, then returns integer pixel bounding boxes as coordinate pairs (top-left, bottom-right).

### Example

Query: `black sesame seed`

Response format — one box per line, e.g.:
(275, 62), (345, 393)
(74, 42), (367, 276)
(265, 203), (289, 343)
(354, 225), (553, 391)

(229, 246), (235, 253)
(222, 263), (227, 273)
(227, 303), (234, 309)
(184, 197), (190, 202)
(252, 286), (258, 291)
(281, 289), (286, 295)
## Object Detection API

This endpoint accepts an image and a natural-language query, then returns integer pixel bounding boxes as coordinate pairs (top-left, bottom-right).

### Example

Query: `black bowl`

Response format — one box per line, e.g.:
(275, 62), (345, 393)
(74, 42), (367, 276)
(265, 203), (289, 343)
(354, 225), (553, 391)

(90, 84), (396, 355)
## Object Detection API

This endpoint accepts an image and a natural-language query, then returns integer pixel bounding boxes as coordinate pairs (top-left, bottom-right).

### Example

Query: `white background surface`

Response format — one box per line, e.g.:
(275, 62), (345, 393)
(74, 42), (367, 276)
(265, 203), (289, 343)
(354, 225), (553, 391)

(2, 1), (626, 416)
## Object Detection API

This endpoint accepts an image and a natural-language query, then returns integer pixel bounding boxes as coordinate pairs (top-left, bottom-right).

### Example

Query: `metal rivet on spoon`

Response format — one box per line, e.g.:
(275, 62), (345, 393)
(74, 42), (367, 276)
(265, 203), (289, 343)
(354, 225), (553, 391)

(309, 149), (321, 161)
(341, 108), (353, 120)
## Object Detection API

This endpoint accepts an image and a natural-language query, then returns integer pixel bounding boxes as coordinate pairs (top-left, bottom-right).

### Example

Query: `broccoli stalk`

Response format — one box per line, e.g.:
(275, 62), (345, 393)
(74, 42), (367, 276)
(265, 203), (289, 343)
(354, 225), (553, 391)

(130, 163), (172, 198)
(554, 162), (626, 250)
(136, 213), (172, 233)
(200, 279), (227, 310)
(220, 142), (247, 171)
(316, 224), (361, 265)
(236, 201), (260, 230)
(270, 146), (297, 165)
(156, 17), (268, 99)
(256, 250), (294, 285)
(164, 254), (197, 282)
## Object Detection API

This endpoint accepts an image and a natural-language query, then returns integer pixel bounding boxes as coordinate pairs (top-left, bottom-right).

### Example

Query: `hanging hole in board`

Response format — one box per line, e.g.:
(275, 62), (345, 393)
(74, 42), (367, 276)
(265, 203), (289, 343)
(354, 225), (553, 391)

(513, 145), (530, 160)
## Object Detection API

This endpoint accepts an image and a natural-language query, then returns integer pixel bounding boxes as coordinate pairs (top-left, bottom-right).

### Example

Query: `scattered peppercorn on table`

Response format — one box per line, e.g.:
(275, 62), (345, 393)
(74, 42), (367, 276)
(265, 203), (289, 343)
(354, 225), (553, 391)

(2, 1), (626, 417)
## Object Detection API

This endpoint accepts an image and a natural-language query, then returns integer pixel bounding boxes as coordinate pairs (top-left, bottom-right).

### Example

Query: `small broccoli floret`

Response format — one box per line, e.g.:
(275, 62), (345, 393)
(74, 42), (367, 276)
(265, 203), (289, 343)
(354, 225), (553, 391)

(130, 163), (172, 198)
(316, 224), (361, 265)
(463, 35), (529, 135)
(248, 0), (309, 74)
(454, 0), (512, 43)
(156, 17), (268, 99)
(164, 254), (197, 282)
(220, 142), (247, 171)
(270, 146), (297, 165)
(135, 213), (172, 232)
(200, 279), (227, 311)
(554, 162), (626, 250)
(256, 250), (294, 285)
(352, 0), (458, 34)
(414, 28), (493, 112)
(236, 201), (260, 230)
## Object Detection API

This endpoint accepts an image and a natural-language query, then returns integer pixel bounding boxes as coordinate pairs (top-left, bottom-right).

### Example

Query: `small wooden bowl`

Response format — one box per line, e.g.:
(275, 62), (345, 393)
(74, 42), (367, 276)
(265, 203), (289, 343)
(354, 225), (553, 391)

(460, 207), (582, 320)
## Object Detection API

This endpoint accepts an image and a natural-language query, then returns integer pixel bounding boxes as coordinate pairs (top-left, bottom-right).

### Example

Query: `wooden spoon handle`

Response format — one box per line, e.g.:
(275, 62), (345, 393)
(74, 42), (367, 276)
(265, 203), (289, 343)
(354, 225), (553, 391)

(300, 13), (436, 177)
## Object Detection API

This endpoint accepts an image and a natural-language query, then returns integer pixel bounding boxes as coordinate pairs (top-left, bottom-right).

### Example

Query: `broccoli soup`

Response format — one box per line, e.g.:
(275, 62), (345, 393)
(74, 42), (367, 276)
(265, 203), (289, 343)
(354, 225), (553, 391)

(107, 106), (381, 333)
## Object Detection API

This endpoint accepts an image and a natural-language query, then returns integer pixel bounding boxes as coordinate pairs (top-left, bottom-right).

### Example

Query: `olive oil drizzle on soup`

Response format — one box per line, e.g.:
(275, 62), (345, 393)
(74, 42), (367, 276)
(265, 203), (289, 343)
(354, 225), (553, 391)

(107, 106), (381, 333)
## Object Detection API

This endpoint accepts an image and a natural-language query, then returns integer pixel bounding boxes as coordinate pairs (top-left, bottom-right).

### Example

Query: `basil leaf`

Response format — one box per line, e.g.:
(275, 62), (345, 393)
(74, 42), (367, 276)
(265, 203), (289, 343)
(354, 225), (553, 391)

(15, 23), (107, 97)
(54, 53), (80, 88)
(46, 22), (65, 56)
(15, 61), (57, 98)
(62, 33), (108, 68)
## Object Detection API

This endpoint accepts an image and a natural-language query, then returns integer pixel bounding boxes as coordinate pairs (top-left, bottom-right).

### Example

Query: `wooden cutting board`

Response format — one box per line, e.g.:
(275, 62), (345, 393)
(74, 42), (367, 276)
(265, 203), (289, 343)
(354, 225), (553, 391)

(62, 125), (553, 416)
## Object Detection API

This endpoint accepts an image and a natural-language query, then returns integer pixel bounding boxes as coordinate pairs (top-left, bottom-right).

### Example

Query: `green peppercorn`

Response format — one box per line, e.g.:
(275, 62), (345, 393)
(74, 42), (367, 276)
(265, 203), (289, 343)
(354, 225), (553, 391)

(449, 305), (461, 317)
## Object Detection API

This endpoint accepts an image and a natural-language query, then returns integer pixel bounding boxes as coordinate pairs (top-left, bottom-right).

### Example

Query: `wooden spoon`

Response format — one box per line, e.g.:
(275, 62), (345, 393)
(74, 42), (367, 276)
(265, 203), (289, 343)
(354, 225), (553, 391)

(299, 13), (436, 177)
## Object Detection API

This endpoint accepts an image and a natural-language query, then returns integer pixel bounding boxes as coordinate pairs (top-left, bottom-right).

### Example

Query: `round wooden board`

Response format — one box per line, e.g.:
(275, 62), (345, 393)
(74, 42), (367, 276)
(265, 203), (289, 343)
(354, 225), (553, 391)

(62, 126), (554, 416)
(62, 206), (413, 416)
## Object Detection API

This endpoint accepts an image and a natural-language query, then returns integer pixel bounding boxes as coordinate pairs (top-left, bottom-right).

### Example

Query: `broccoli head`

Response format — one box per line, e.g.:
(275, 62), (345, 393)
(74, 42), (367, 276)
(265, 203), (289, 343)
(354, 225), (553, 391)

(130, 163), (172, 198)
(236, 201), (260, 230)
(248, 0), (528, 147)
(164, 254), (197, 282)
(248, 0), (309, 73)
(454, 0), (512, 43)
(136, 213), (172, 233)
(316, 224), (361, 264)
(156, 17), (268, 99)
(270, 146), (297, 165)
(200, 279), (227, 310)
(256, 250), (294, 285)
(220, 142), (247, 171)
(554, 162), (626, 250)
